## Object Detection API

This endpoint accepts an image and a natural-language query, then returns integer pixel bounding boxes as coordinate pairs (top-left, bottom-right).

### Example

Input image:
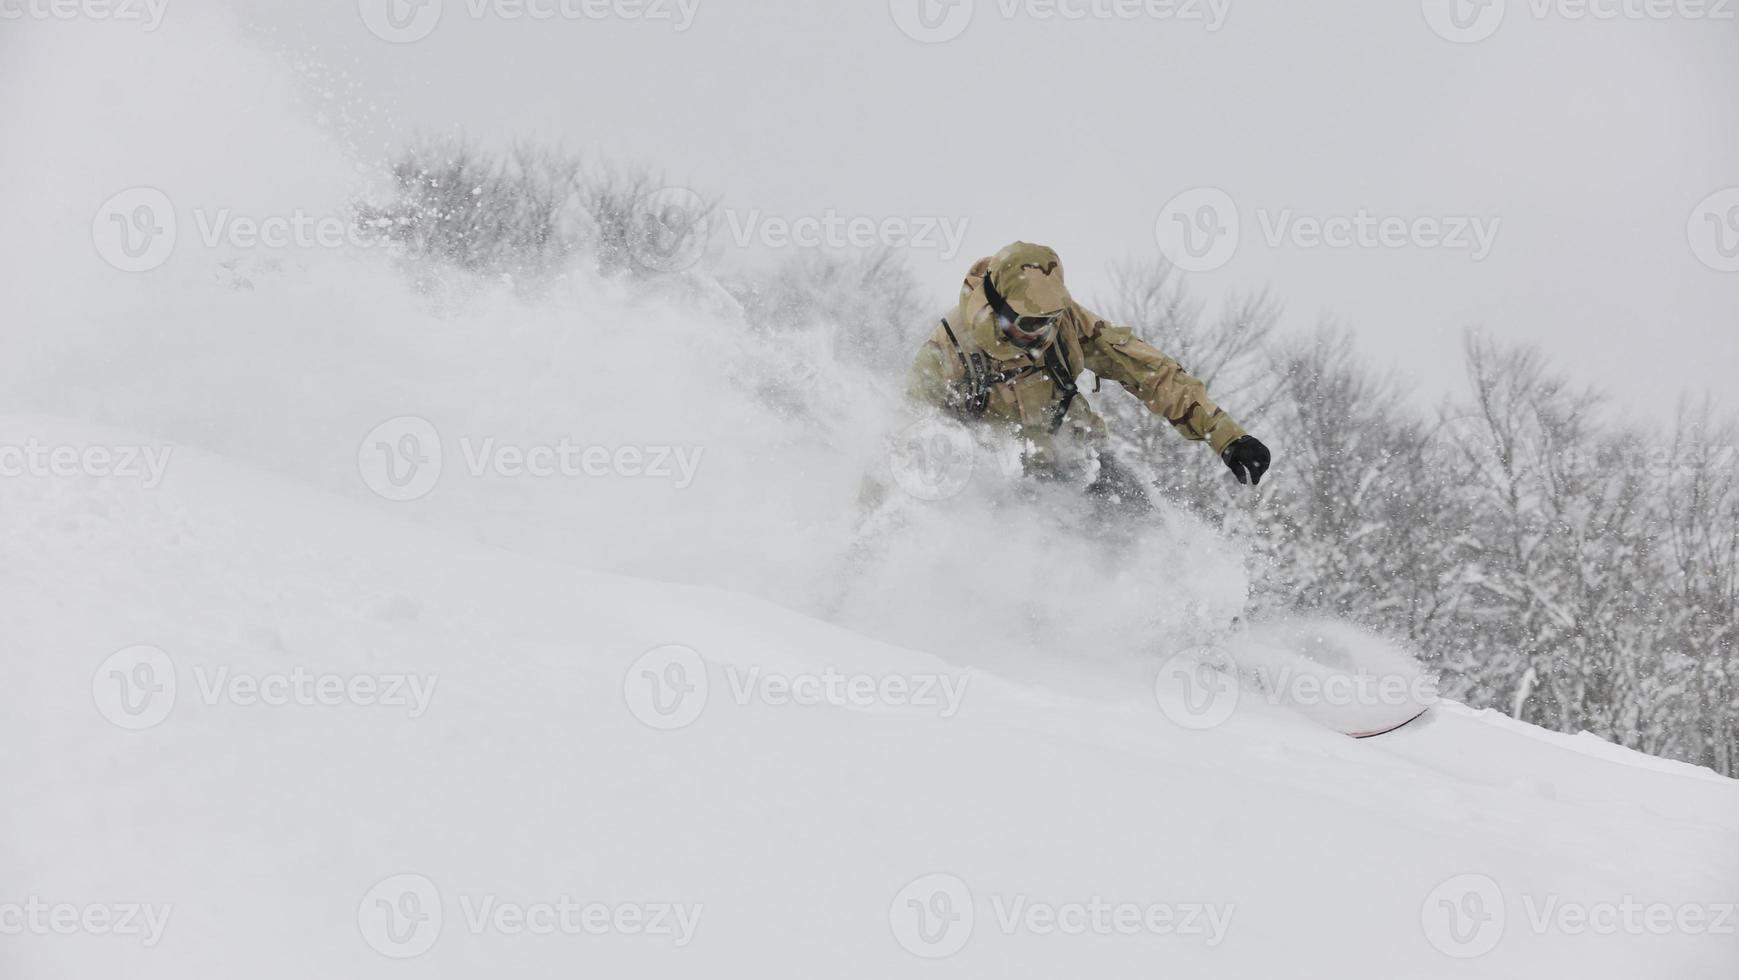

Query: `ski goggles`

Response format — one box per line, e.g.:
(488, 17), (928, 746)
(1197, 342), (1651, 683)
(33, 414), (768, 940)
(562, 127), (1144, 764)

(982, 274), (1063, 339)
(1001, 311), (1062, 341)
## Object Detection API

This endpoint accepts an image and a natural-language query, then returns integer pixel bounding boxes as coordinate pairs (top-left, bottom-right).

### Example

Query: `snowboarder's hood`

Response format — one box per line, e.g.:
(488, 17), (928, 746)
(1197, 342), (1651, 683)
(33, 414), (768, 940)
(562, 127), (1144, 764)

(987, 241), (1071, 318)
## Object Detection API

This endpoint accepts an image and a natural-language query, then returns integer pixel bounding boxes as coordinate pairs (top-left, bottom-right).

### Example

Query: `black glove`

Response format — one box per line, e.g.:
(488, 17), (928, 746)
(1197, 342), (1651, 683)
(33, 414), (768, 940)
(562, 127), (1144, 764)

(1221, 435), (1271, 486)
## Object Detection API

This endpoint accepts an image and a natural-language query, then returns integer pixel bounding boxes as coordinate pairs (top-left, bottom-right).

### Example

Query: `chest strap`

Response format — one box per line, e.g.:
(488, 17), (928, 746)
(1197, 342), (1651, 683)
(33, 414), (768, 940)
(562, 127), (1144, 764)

(939, 318), (991, 419)
(1042, 342), (1078, 434)
(940, 317), (1079, 433)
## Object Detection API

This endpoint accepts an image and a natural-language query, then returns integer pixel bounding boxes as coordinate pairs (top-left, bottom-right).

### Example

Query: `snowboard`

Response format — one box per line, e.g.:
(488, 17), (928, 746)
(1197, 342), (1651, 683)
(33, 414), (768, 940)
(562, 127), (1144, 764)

(1177, 618), (1440, 740)
(1345, 706), (1432, 739)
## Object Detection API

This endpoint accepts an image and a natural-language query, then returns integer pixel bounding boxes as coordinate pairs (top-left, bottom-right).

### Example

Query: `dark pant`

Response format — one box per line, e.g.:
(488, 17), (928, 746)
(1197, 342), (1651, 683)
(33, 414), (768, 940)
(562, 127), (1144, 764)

(1085, 453), (1154, 517)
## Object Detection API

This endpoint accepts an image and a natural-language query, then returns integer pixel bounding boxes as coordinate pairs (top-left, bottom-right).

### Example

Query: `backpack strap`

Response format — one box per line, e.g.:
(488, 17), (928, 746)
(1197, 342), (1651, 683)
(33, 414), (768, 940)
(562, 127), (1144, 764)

(1042, 342), (1078, 434)
(939, 318), (992, 420)
(942, 316), (1076, 431)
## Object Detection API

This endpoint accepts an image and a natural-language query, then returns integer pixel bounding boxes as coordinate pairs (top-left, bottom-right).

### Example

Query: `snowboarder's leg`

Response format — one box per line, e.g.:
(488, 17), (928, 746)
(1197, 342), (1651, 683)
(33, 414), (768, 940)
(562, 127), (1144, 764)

(1085, 452), (1154, 518)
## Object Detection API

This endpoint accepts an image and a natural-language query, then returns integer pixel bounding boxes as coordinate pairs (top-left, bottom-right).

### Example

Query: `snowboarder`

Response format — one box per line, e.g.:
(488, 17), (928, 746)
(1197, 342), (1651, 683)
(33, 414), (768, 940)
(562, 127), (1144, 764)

(905, 241), (1271, 510)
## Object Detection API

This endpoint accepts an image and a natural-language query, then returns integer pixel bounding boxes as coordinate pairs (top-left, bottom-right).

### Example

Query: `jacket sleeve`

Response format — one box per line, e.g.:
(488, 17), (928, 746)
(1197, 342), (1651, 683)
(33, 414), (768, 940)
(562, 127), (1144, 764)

(1076, 306), (1247, 454)
(904, 323), (956, 409)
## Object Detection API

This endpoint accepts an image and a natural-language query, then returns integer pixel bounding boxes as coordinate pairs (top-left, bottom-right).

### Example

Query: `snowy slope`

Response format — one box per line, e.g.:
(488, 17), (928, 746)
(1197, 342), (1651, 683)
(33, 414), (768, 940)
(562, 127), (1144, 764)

(4, 415), (1736, 980)
(7, 12), (1737, 980)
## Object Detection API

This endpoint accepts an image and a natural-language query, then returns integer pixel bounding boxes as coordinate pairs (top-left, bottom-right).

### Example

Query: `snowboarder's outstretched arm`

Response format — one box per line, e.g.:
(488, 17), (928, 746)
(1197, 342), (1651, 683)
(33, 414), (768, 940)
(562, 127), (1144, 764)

(1074, 308), (1247, 455)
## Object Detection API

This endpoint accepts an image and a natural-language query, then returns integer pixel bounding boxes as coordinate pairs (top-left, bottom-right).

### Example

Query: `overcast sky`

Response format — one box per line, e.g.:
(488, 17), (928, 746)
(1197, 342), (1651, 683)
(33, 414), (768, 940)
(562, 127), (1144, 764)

(39, 0), (1739, 416)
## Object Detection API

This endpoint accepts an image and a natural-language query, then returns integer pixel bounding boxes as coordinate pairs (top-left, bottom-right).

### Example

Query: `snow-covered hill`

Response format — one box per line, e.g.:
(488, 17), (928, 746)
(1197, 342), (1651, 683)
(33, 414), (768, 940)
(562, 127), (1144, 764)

(4, 415), (1736, 980)
(4, 15), (1737, 979)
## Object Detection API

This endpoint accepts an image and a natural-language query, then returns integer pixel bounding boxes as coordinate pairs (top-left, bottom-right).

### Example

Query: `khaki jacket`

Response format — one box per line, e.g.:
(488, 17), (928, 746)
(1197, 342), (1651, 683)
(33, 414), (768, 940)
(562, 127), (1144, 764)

(906, 257), (1247, 460)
